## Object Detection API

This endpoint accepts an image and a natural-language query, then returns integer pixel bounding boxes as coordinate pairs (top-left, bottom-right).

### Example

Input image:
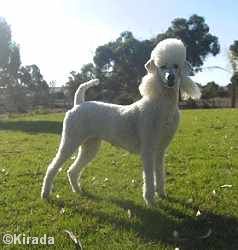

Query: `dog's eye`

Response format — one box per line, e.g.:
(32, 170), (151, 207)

(173, 64), (178, 69)
(160, 65), (167, 70)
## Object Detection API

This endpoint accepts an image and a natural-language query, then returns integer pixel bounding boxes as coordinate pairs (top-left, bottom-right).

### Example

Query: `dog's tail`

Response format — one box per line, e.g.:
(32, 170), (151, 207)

(74, 79), (100, 106)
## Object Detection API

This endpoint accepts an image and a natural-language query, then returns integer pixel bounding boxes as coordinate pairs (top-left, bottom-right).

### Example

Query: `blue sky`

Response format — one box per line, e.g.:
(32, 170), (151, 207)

(1, 0), (238, 86)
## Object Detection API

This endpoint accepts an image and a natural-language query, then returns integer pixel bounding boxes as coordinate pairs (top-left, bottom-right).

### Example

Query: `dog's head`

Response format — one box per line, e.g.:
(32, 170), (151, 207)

(140, 38), (201, 99)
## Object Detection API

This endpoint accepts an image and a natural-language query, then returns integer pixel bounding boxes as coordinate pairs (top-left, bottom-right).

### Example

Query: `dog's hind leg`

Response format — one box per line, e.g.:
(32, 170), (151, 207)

(67, 138), (101, 193)
(41, 111), (81, 199)
(41, 138), (80, 199)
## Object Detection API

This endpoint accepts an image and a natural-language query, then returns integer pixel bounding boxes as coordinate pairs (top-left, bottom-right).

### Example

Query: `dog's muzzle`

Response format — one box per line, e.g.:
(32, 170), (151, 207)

(159, 68), (178, 88)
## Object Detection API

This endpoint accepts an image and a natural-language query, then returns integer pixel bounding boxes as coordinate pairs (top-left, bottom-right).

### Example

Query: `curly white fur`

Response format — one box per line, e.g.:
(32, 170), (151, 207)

(41, 38), (201, 206)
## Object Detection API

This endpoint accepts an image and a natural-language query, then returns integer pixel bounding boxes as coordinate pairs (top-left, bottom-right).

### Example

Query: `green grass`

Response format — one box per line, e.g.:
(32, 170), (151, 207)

(0, 109), (238, 250)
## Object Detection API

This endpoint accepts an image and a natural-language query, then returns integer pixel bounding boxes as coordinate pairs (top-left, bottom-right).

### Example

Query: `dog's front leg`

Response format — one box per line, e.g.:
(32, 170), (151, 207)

(154, 151), (167, 198)
(141, 149), (155, 206)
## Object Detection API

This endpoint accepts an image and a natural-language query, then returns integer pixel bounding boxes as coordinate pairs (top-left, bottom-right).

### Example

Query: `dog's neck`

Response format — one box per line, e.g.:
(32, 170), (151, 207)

(146, 86), (179, 110)
(160, 87), (179, 107)
(139, 73), (179, 110)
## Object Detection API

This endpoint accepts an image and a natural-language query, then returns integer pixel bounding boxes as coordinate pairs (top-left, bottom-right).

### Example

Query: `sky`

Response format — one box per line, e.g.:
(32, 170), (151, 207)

(1, 0), (238, 86)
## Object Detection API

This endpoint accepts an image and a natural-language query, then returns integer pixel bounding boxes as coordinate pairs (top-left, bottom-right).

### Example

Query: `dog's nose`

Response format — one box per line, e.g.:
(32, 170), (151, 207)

(167, 73), (175, 82)
(166, 71), (176, 87)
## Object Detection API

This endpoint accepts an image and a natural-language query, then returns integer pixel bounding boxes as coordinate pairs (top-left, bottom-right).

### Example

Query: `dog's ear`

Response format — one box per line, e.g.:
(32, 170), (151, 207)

(180, 76), (201, 100)
(145, 59), (157, 73)
(184, 61), (194, 76)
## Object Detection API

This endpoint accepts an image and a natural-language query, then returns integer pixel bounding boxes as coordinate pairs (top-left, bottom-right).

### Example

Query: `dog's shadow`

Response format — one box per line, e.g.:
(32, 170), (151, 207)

(51, 192), (238, 250)
(0, 120), (62, 134)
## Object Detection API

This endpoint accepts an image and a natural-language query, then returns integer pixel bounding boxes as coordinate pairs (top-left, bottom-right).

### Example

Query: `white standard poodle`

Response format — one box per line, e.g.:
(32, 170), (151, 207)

(41, 38), (201, 206)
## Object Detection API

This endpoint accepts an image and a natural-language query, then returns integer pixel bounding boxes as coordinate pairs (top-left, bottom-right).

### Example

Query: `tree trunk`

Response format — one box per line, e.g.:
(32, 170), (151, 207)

(231, 76), (237, 108)
(179, 88), (182, 102)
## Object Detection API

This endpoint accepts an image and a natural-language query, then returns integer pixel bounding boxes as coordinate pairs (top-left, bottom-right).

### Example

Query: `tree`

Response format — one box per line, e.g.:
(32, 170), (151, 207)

(229, 40), (238, 107)
(0, 17), (25, 112)
(92, 16), (219, 104)
(0, 17), (21, 87)
(0, 17), (11, 68)
(65, 15), (220, 105)
(94, 31), (153, 103)
(64, 63), (98, 103)
(155, 14), (220, 69)
(0, 17), (50, 112)
(18, 64), (49, 106)
(201, 81), (219, 99)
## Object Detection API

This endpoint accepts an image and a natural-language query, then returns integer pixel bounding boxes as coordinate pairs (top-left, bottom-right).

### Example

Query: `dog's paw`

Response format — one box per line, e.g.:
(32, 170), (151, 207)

(157, 191), (167, 199)
(145, 198), (155, 207)
(143, 192), (155, 207)
(67, 171), (83, 194)
(41, 189), (50, 200)
(41, 183), (53, 200)
(72, 185), (84, 194)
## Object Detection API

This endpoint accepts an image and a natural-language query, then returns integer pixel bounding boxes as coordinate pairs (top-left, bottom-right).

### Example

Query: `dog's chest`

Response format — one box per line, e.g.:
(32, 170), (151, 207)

(155, 110), (180, 146)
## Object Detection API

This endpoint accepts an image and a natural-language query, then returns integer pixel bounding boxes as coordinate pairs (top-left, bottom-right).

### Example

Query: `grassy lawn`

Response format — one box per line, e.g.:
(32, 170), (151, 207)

(0, 109), (238, 249)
